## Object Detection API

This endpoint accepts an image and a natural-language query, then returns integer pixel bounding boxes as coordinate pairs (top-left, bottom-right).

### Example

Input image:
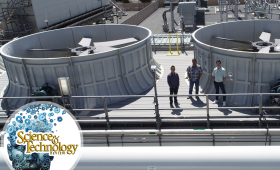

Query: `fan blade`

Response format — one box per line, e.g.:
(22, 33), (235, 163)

(79, 50), (90, 56)
(258, 46), (270, 53)
(231, 47), (254, 51)
(259, 32), (271, 42)
(94, 38), (138, 47)
(275, 39), (280, 45)
(274, 46), (280, 52)
(94, 46), (116, 53)
(52, 51), (72, 58)
(78, 38), (92, 47)
(28, 48), (70, 51)
(213, 37), (252, 45)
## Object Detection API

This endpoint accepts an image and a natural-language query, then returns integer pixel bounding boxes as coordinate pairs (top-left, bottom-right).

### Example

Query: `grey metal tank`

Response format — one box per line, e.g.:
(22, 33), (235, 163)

(192, 20), (280, 106)
(0, 25), (161, 109)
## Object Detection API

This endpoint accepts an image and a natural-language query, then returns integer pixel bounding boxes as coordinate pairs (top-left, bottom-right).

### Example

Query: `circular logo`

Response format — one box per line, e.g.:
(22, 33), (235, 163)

(1, 102), (83, 170)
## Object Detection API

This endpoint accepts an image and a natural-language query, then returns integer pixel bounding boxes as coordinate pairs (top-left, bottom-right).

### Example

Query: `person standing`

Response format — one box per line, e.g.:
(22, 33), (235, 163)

(187, 58), (203, 99)
(167, 65), (180, 105)
(212, 60), (227, 107)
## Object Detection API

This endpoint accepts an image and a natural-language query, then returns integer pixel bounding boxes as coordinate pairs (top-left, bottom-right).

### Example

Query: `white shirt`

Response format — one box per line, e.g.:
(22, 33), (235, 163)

(212, 67), (227, 82)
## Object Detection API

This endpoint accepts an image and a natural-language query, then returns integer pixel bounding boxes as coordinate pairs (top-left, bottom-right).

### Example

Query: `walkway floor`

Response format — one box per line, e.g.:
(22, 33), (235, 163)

(77, 51), (269, 121)
(0, 51), (277, 122)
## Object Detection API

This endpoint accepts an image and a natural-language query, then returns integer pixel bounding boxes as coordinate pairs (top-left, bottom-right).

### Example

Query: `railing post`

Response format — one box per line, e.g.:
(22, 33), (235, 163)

(226, 1), (228, 22)
(3, 98), (10, 116)
(53, 97), (58, 105)
(153, 35), (156, 54)
(154, 96), (161, 129)
(152, 69), (160, 129)
(259, 94), (263, 128)
(102, 97), (111, 130)
(206, 95), (210, 128)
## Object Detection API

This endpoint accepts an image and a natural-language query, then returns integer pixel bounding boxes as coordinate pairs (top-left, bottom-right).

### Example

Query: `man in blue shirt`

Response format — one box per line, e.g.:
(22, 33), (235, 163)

(167, 65), (180, 105)
(212, 60), (227, 107)
(187, 58), (203, 99)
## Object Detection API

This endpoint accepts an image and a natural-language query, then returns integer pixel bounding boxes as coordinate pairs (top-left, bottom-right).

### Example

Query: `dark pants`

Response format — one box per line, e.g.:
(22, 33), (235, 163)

(189, 79), (199, 95)
(214, 81), (226, 101)
(169, 87), (178, 103)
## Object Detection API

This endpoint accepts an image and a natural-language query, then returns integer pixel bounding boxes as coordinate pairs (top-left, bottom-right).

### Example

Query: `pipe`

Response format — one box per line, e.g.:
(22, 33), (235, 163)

(82, 129), (280, 136)
(70, 147), (280, 169)
(2, 129), (278, 139)
(0, 93), (275, 99)
(170, 3), (175, 32)
(1, 147), (280, 170)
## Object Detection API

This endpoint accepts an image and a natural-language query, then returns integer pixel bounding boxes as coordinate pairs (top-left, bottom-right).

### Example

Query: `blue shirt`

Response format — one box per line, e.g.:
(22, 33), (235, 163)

(167, 72), (180, 88)
(212, 67), (227, 82)
(187, 64), (203, 81)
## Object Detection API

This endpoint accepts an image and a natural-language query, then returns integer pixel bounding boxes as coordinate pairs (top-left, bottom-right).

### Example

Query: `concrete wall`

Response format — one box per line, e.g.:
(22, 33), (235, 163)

(31, 0), (110, 30)
(192, 20), (280, 106)
(0, 25), (161, 109)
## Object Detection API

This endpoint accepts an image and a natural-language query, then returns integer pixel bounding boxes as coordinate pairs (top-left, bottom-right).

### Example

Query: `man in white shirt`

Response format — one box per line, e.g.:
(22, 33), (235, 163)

(212, 60), (227, 107)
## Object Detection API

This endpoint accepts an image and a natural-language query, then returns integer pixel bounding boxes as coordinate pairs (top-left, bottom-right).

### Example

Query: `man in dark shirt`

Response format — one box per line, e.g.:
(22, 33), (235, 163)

(167, 65), (180, 105)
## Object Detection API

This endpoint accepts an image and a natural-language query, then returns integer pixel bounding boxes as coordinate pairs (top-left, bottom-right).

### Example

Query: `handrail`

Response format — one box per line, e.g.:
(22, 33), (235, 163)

(0, 93), (278, 129)
(110, 0), (127, 15)
(0, 93), (275, 99)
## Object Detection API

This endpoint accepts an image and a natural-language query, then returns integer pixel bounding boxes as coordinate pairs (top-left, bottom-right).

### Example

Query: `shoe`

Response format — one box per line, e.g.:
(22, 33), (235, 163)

(223, 101), (226, 107)
(187, 96), (192, 99)
(175, 102), (180, 105)
(212, 100), (218, 104)
(196, 96), (200, 100)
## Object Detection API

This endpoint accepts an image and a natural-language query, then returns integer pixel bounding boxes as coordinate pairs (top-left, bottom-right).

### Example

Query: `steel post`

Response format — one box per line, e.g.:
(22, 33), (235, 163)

(153, 70), (160, 129)
(153, 35), (156, 54)
(182, 33), (185, 52)
(226, 1), (228, 21)
(102, 97), (111, 130)
(170, 3), (175, 32)
(259, 94), (263, 114)
(220, 1), (223, 22)
(3, 98), (10, 116)
(259, 94), (263, 128)
(235, 0), (238, 21)
(206, 95), (210, 128)
(245, 1), (248, 20)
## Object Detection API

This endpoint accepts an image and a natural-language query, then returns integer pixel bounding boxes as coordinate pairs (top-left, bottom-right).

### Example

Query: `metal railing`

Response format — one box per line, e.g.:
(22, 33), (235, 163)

(1, 93), (279, 129)
(110, 0), (127, 14)
(115, 2), (154, 11)
(121, 0), (159, 25)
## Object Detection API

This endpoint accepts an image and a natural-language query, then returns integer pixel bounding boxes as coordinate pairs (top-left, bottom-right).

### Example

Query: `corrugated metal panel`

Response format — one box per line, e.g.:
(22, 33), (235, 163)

(192, 20), (280, 106)
(0, 25), (160, 109)
(31, 0), (110, 30)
